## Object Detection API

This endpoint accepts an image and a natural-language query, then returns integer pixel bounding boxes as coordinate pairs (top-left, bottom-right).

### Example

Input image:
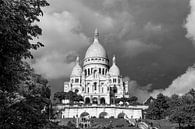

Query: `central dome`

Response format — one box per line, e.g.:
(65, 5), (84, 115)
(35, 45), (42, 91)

(85, 29), (107, 59)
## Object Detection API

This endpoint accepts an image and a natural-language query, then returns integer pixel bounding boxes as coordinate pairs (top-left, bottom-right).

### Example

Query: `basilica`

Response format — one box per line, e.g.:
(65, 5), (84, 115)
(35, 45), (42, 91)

(64, 29), (129, 105)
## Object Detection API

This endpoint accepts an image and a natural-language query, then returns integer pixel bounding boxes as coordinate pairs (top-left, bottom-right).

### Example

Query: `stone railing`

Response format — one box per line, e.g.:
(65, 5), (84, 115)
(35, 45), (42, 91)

(53, 104), (148, 110)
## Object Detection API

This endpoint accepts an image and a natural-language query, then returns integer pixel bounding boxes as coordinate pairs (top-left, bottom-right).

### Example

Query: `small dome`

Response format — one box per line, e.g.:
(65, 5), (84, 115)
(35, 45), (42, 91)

(109, 56), (120, 76)
(71, 57), (82, 76)
(85, 29), (107, 59)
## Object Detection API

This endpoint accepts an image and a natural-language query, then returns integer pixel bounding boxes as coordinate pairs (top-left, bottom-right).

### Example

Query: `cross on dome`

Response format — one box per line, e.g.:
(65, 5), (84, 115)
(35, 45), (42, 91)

(113, 55), (116, 64)
(76, 56), (79, 64)
(94, 28), (99, 39)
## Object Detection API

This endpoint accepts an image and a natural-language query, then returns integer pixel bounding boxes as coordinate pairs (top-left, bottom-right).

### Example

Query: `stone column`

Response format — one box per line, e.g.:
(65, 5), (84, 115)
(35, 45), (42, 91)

(90, 95), (92, 104)
(98, 95), (100, 105)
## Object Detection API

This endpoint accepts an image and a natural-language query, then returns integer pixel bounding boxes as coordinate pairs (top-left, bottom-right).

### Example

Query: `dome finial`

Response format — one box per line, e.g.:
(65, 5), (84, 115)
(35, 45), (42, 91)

(113, 55), (116, 64)
(94, 28), (99, 39)
(76, 56), (79, 64)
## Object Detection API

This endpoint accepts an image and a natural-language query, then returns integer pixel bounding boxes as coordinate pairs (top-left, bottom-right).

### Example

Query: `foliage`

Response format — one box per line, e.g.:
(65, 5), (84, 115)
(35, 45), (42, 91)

(0, 0), (62, 129)
(0, 63), (52, 129)
(146, 90), (195, 128)
(115, 96), (139, 105)
(146, 93), (169, 120)
(169, 91), (195, 128)
(0, 0), (49, 93)
(54, 91), (83, 104)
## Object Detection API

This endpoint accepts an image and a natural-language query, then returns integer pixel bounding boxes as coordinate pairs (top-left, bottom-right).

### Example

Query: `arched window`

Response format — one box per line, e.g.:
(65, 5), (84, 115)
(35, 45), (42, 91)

(85, 69), (87, 76)
(99, 68), (101, 74)
(113, 78), (116, 83)
(75, 78), (79, 83)
(94, 82), (97, 90)
(88, 69), (90, 75)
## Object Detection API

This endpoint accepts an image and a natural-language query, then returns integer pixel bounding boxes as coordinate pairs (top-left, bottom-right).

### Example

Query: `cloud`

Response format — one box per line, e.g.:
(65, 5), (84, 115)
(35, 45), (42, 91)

(144, 22), (162, 33)
(28, 0), (195, 97)
(125, 77), (152, 102)
(122, 40), (160, 57)
(31, 11), (90, 79)
(185, 0), (195, 46)
(128, 64), (195, 101)
(151, 65), (195, 97)
(32, 52), (75, 79)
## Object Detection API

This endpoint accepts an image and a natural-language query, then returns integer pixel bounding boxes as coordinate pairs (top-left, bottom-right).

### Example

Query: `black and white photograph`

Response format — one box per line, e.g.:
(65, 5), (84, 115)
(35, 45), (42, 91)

(1, 0), (195, 129)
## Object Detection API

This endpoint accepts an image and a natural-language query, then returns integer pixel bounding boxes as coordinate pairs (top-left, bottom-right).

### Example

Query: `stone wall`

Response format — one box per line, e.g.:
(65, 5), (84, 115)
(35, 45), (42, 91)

(56, 105), (148, 119)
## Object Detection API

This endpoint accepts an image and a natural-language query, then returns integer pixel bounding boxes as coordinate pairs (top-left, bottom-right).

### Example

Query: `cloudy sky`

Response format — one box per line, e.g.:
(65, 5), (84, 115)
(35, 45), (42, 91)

(31, 0), (195, 101)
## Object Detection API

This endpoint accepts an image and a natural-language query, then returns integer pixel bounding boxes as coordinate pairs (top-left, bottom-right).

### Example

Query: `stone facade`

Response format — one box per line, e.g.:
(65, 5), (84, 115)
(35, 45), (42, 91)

(64, 29), (129, 105)
(55, 105), (148, 119)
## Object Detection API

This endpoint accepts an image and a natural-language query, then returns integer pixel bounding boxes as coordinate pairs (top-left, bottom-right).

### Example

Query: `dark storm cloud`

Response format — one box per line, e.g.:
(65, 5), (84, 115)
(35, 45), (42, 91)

(31, 0), (195, 99)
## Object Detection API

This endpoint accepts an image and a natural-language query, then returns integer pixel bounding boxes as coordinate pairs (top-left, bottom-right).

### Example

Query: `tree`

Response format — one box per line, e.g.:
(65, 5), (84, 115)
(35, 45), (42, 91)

(169, 91), (195, 128)
(54, 91), (84, 104)
(0, 63), (52, 129)
(0, 0), (49, 92)
(146, 93), (169, 120)
(0, 0), (51, 129)
(127, 96), (139, 105)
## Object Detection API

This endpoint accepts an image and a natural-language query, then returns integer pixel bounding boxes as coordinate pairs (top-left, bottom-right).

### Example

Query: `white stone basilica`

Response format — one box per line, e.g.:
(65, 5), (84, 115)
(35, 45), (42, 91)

(64, 29), (129, 105)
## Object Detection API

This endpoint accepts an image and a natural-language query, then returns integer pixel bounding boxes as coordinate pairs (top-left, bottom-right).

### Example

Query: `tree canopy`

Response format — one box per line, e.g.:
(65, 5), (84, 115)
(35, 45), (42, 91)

(54, 91), (83, 104)
(0, 0), (49, 93)
(0, 0), (58, 129)
(146, 89), (195, 128)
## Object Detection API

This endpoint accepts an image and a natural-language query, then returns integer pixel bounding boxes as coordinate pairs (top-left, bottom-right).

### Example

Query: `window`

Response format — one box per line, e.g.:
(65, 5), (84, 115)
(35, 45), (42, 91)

(118, 79), (120, 83)
(88, 69), (90, 75)
(88, 87), (89, 93)
(85, 69), (87, 76)
(75, 78), (79, 83)
(99, 68), (101, 74)
(94, 82), (97, 90)
(102, 69), (104, 75)
(113, 78), (116, 83)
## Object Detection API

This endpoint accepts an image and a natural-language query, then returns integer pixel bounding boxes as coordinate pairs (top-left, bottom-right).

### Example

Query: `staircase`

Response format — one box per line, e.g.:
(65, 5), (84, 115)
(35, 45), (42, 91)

(137, 122), (149, 129)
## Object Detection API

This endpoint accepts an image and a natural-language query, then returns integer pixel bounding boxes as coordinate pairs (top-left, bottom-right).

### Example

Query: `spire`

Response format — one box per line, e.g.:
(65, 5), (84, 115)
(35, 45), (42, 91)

(76, 56), (79, 64)
(94, 28), (99, 39)
(112, 55), (116, 65)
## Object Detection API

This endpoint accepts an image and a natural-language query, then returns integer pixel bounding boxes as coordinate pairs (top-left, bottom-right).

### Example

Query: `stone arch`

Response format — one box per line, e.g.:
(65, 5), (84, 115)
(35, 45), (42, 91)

(99, 112), (108, 118)
(100, 97), (105, 104)
(92, 97), (98, 104)
(85, 97), (90, 104)
(80, 112), (90, 117)
(118, 112), (126, 118)
(74, 88), (79, 93)
(110, 97), (115, 104)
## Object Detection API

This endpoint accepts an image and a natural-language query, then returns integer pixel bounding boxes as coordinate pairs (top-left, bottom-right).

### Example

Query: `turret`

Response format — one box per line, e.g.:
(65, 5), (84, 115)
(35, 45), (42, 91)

(71, 56), (82, 78)
(109, 56), (120, 76)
